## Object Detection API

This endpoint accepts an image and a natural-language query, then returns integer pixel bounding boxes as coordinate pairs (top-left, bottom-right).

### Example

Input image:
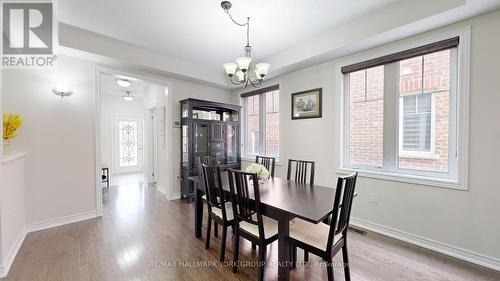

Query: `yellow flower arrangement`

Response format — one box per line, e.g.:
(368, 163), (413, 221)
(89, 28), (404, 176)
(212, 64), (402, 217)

(3, 113), (23, 141)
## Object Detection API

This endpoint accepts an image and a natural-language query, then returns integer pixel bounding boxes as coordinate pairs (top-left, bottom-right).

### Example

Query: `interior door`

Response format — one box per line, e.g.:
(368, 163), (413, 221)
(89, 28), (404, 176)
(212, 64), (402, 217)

(113, 115), (144, 174)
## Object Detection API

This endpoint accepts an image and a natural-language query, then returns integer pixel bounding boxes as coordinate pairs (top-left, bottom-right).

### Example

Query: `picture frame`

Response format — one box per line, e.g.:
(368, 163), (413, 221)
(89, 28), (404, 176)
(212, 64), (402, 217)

(291, 88), (322, 120)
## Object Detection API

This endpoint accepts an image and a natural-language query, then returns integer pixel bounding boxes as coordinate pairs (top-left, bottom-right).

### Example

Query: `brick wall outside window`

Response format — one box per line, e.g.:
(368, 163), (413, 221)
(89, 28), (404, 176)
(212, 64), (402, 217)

(348, 50), (451, 172)
(244, 89), (280, 158)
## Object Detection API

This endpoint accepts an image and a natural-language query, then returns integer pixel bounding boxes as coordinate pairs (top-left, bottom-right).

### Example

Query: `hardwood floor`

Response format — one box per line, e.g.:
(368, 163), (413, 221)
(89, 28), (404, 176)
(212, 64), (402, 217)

(3, 181), (499, 281)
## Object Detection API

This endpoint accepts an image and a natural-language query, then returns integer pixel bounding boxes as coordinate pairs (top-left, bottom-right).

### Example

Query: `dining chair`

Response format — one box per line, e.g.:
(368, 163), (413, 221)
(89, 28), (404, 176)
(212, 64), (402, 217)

(200, 157), (219, 237)
(202, 164), (234, 262)
(287, 159), (316, 261)
(228, 169), (279, 281)
(255, 155), (276, 177)
(287, 159), (315, 185)
(289, 172), (358, 281)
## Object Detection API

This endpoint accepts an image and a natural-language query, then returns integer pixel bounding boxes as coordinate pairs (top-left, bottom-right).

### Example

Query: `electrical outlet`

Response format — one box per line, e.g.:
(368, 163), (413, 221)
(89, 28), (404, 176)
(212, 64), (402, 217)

(370, 193), (379, 204)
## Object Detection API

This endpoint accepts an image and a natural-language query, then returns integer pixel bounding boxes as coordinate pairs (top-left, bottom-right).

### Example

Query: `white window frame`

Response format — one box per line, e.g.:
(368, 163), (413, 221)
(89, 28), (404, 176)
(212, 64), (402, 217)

(398, 91), (437, 158)
(242, 86), (280, 160)
(337, 27), (470, 190)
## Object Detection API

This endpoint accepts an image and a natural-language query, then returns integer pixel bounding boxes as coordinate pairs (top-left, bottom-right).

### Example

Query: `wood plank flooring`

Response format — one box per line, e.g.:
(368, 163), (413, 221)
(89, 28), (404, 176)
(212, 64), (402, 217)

(2, 181), (499, 281)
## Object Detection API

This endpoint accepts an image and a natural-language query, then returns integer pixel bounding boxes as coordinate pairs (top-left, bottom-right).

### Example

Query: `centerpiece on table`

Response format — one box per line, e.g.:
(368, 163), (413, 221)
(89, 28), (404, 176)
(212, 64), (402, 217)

(3, 113), (23, 155)
(245, 163), (270, 184)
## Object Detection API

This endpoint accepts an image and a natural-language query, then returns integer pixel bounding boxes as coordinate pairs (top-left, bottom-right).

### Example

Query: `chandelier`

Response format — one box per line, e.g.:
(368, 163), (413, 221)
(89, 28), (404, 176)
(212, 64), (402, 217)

(221, 1), (270, 88)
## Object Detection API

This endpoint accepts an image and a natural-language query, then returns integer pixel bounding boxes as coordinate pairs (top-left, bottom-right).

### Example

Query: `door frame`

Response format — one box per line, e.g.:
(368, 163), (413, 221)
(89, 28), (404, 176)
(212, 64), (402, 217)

(94, 66), (173, 217)
(147, 106), (159, 183)
(111, 114), (145, 174)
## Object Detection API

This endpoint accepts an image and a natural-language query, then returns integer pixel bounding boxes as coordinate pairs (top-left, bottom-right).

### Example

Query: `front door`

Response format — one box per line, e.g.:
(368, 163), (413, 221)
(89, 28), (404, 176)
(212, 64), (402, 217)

(113, 115), (144, 174)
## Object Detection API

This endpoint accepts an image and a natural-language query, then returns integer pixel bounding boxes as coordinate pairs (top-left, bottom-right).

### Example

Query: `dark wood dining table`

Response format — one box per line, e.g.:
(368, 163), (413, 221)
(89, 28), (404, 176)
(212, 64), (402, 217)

(190, 173), (343, 281)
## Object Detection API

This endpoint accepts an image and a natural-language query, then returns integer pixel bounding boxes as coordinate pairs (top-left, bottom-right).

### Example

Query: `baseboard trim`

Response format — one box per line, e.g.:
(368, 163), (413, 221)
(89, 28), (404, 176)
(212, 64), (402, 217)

(351, 217), (500, 271)
(170, 192), (181, 200)
(0, 227), (27, 278)
(27, 210), (98, 233)
(156, 185), (168, 196)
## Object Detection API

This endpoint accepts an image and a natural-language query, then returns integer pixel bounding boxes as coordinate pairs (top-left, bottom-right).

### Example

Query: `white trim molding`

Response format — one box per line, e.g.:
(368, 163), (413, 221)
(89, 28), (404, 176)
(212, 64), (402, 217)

(351, 217), (500, 271)
(0, 211), (98, 278)
(27, 210), (97, 233)
(156, 185), (168, 196)
(0, 227), (27, 278)
(170, 192), (181, 201)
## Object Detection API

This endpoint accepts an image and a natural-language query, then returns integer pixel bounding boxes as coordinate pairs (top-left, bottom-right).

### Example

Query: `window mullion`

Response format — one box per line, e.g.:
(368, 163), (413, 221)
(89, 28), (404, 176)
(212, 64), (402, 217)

(383, 62), (399, 171)
(259, 93), (266, 155)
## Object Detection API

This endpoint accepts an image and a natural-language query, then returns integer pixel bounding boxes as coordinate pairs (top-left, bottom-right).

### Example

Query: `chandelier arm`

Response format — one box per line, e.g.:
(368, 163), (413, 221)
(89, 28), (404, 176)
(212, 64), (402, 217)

(229, 75), (244, 86)
(247, 72), (262, 87)
(248, 78), (262, 88)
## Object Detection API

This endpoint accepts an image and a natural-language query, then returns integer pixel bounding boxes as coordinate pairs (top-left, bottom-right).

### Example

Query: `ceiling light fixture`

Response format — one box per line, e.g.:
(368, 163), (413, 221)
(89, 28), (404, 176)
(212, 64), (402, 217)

(221, 1), (270, 88)
(52, 85), (74, 98)
(116, 79), (132, 88)
(122, 91), (134, 102)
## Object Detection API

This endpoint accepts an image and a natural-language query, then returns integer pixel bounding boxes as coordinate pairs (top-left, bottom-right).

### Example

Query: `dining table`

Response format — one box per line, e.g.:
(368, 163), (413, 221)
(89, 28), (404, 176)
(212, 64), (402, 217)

(190, 173), (345, 281)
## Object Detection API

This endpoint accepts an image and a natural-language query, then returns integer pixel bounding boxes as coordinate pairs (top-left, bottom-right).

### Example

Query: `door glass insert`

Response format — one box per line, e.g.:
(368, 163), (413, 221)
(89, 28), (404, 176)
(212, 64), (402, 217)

(119, 121), (138, 167)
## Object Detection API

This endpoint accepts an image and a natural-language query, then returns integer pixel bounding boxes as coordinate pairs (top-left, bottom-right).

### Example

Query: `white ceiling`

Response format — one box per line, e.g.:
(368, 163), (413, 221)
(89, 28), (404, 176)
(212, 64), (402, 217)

(100, 73), (146, 98)
(58, 0), (500, 88)
(58, 0), (399, 68)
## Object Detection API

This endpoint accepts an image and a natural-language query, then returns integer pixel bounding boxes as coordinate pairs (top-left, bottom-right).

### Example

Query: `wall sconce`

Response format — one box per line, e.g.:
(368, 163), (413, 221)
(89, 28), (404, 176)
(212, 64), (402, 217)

(52, 86), (74, 98)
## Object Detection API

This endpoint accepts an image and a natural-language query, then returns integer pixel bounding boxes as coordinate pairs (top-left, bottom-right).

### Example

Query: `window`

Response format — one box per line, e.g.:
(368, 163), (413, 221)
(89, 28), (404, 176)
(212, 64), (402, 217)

(341, 35), (468, 187)
(242, 85), (280, 158)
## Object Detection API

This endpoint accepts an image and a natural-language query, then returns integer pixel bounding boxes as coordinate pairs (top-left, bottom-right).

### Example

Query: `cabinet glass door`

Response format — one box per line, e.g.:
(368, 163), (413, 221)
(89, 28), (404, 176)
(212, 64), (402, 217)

(193, 122), (209, 169)
(226, 124), (238, 163)
(182, 125), (189, 167)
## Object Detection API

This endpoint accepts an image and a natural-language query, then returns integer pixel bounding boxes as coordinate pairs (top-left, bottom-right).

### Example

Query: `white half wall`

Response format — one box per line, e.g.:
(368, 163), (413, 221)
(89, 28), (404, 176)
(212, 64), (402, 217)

(236, 9), (500, 267)
(0, 156), (26, 277)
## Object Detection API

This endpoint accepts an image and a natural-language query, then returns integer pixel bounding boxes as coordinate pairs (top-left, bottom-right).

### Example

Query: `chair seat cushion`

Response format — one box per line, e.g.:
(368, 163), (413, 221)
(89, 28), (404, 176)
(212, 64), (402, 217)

(202, 195), (222, 203)
(239, 214), (278, 239)
(212, 202), (234, 221)
(289, 218), (342, 251)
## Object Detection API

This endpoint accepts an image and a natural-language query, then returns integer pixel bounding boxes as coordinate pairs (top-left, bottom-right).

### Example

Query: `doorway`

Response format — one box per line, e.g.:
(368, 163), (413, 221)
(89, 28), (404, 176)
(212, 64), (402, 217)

(95, 67), (173, 217)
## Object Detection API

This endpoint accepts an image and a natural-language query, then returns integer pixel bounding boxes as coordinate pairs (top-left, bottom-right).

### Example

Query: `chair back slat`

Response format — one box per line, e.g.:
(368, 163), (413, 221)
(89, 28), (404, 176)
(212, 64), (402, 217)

(228, 169), (265, 239)
(326, 172), (358, 252)
(287, 159), (315, 185)
(255, 156), (276, 177)
(202, 165), (226, 216)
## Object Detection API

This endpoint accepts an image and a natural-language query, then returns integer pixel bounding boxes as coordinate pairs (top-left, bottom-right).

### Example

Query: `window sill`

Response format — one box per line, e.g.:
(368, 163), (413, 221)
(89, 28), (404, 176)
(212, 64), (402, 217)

(337, 167), (467, 191)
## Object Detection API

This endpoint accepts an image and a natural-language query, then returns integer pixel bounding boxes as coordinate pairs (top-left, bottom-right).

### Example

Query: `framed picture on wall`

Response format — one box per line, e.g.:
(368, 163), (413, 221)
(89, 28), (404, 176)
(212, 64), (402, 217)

(291, 88), (322, 119)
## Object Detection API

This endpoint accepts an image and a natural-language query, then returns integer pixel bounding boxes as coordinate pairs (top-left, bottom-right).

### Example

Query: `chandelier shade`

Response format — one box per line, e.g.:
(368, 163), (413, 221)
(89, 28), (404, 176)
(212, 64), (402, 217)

(223, 62), (238, 76)
(235, 56), (252, 72)
(255, 63), (270, 76)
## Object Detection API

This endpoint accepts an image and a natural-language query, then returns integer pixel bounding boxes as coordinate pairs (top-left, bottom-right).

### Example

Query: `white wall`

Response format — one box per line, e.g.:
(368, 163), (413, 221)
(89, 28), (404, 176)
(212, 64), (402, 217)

(2, 53), (234, 225)
(100, 93), (145, 173)
(3, 55), (97, 225)
(235, 10), (500, 265)
(143, 83), (168, 190)
(143, 79), (236, 198)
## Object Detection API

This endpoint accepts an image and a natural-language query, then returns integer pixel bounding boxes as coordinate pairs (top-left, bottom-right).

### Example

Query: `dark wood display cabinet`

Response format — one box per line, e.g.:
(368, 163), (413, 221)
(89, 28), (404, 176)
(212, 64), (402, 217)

(180, 98), (241, 202)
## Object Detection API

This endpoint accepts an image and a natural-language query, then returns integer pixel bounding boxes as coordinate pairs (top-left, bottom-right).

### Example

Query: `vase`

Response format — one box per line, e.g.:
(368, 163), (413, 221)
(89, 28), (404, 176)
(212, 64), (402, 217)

(258, 177), (268, 186)
(3, 140), (11, 155)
